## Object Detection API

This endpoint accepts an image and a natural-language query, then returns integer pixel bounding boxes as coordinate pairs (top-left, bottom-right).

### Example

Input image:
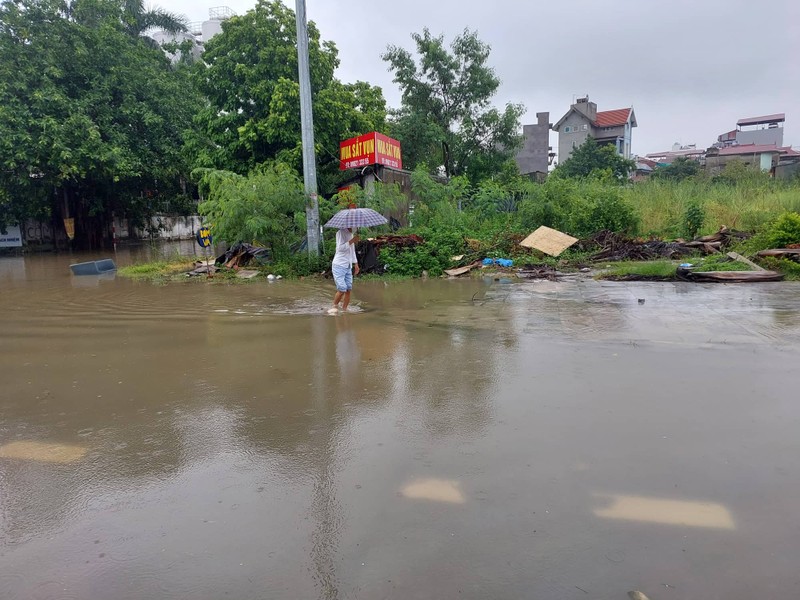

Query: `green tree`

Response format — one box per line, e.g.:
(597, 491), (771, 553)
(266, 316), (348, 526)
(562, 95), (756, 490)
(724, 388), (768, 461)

(119, 0), (187, 38)
(190, 0), (386, 191)
(554, 137), (635, 181)
(0, 0), (199, 248)
(195, 164), (306, 255)
(651, 156), (700, 181)
(383, 28), (524, 182)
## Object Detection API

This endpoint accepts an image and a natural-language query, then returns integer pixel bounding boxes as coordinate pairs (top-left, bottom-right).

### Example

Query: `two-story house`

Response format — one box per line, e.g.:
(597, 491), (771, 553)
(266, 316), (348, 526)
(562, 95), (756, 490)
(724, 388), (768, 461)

(553, 97), (637, 164)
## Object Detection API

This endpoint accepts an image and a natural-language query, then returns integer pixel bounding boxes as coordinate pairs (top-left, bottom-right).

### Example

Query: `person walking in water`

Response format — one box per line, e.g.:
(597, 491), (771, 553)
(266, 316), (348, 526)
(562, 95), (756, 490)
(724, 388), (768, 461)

(329, 228), (360, 314)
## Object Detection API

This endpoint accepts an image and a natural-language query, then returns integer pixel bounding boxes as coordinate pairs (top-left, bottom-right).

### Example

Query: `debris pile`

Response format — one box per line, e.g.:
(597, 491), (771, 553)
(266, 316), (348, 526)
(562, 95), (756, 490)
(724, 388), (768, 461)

(215, 242), (271, 269)
(579, 227), (750, 261)
(516, 263), (559, 280)
(355, 234), (425, 274)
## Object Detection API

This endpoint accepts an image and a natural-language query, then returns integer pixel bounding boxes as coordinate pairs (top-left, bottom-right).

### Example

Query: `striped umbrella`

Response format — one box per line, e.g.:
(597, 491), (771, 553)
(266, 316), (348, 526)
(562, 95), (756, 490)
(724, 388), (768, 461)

(323, 207), (388, 229)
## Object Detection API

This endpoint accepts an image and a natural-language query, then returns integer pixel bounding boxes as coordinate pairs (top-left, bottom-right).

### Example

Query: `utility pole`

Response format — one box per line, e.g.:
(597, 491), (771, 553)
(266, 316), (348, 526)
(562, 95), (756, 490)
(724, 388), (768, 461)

(295, 0), (320, 256)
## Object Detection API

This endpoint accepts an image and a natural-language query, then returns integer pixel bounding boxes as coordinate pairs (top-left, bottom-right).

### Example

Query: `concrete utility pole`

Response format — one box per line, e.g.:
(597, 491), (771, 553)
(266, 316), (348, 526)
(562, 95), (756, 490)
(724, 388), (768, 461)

(295, 0), (321, 256)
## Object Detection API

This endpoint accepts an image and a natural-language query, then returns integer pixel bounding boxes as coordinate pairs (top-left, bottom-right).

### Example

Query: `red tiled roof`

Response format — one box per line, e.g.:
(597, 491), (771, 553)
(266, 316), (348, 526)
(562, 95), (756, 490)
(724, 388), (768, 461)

(594, 108), (631, 127)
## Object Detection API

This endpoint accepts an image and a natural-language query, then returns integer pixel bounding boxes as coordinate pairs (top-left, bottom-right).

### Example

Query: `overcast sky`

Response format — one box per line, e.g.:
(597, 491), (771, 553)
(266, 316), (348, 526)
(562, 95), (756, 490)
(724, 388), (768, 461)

(168, 0), (800, 157)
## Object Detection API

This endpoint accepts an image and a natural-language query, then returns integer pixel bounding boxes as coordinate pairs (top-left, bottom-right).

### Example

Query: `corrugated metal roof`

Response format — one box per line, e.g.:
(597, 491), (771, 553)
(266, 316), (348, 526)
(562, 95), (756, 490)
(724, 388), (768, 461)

(595, 108), (631, 127)
(736, 113), (785, 127)
(716, 144), (783, 156)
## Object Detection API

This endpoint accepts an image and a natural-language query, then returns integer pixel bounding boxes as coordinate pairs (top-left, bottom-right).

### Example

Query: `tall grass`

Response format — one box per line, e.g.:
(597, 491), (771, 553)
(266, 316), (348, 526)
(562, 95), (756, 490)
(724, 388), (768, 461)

(624, 179), (800, 237)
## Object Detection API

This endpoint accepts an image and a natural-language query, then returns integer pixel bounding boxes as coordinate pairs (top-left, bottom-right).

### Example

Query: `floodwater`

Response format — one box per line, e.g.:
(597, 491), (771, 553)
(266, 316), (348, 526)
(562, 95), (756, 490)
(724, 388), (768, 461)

(2, 247), (800, 600)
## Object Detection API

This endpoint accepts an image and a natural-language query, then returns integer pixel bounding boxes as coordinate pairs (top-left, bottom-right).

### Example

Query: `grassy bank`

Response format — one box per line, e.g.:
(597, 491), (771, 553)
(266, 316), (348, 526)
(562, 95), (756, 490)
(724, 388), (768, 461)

(118, 259), (196, 279)
(624, 179), (800, 237)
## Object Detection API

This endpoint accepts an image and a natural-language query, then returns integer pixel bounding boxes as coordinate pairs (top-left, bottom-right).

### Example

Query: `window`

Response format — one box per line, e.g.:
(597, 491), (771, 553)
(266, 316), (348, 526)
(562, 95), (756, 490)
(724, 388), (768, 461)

(583, 124), (588, 131)
(564, 126), (571, 133)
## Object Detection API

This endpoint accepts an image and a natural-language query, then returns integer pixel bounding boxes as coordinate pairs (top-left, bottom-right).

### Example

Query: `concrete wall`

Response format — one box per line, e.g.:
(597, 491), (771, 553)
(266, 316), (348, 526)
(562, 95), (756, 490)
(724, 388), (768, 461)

(557, 112), (592, 165)
(704, 152), (779, 176)
(139, 215), (203, 240)
(737, 127), (783, 147)
(21, 215), (203, 245)
(515, 112), (551, 175)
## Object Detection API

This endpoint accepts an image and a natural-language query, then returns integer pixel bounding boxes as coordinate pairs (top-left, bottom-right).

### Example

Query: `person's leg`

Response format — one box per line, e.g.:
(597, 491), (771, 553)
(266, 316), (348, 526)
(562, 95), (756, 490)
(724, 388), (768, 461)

(331, 265), (348, 311)
(341, 267), (354, 310)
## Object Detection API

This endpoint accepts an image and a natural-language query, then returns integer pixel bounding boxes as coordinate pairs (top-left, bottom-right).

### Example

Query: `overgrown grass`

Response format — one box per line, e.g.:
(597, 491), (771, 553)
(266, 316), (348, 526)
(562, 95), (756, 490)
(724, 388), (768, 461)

(626, 179), (800, 237)
(598, 260), (679, 280)
(118, 259), (195, 279)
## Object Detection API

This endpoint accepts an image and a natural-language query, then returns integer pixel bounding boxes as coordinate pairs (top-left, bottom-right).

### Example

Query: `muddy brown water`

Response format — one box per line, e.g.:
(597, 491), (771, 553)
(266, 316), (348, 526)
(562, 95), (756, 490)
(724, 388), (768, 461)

(2, 247), (800, 600)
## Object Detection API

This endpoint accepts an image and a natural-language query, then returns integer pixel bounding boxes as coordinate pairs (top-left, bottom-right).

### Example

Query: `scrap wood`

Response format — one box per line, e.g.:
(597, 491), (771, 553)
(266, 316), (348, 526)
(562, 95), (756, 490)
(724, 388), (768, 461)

(516, 263), (558, 280)
(579, 227), (748, 262)
(520, 226), (578, 256)
(677, 268), (783, 283)
(757, 248), (800, 260)
(371, 234), (424, 249)
(444, 261), (481, 277)
(726, 251), (766, 271)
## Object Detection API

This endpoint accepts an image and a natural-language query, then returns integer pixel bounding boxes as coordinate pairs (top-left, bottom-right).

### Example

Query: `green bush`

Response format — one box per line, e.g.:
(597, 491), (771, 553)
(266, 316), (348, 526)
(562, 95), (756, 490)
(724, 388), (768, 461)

(741, 211), (800, 253)
(518, 178), (637, 237)
(762, 212), (800, 248)
(195, 163), (306, 258)
(683, 202), (706, 239)
(379, 226), (467, 277)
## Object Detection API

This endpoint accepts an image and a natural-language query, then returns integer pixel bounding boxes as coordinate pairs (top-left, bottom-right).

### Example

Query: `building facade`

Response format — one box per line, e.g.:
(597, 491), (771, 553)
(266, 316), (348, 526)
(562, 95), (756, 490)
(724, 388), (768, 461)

(715, 114), (784, 148)
(515, 112), (553, 177)
(553, 97), (637, 163)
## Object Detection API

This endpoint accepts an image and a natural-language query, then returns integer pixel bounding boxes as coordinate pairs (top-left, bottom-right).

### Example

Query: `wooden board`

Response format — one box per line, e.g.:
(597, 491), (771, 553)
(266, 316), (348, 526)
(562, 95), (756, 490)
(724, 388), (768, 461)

(757, 248), (800, 257)
(520, 226), (578, 256)
(444, 262), (480, 277)
(726, 251), (766, 271)
(684, 270), (783, 283)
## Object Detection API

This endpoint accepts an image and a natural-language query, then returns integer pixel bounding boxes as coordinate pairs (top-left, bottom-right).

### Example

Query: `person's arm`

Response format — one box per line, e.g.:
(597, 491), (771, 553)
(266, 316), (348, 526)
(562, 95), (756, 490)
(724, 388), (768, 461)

(350, 236), (360, 274)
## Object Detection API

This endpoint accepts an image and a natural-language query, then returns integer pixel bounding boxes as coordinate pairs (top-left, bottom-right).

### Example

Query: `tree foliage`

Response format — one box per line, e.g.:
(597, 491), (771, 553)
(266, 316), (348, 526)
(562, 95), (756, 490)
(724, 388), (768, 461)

(195, 164), (306, 256)
(383, 28), (524, 182)
(651, 156), (700, 181)
(119, 0), (187, 38)
(554, 137), (635, 181)
(0, 0), (199, 247)
(190, 0), (386, 191)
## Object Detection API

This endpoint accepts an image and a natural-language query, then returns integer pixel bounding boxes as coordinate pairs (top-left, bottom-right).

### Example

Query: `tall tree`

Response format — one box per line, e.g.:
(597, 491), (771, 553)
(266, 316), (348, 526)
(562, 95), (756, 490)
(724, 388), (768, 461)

(190, 0), (386, 192)
(383, 28), (524, 182)
(119, 0), (187, 38)
(0, 0), (199, 248)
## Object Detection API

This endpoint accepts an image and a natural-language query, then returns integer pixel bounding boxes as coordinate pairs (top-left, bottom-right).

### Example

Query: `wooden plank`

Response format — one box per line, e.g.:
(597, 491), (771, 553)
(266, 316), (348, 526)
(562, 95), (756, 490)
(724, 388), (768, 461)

(685, 270), (783, 282)
(520, 226), (578, 256)
(726, 251), (766, 271)
(757, 248), (800, 257)
(444, 261), (480, 277)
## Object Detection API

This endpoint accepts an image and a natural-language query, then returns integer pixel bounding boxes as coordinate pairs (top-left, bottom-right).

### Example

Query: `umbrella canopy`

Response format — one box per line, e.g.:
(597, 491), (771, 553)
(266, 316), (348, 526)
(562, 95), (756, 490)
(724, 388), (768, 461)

(323, 207), (388, 229)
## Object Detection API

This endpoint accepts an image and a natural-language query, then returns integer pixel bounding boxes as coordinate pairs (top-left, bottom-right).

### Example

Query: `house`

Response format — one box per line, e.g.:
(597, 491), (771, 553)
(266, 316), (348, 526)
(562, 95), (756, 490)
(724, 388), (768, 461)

(515, 112), (555, 179)
(715, 114), (784, 148)
(704, 144), (799, 177)
(552, 96), (637, 163)
(645, 144), (706, 166)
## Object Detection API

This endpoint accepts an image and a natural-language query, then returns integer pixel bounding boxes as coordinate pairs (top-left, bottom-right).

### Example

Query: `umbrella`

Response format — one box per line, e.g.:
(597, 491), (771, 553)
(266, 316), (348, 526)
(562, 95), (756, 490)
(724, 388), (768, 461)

(323, 208), (388, 229)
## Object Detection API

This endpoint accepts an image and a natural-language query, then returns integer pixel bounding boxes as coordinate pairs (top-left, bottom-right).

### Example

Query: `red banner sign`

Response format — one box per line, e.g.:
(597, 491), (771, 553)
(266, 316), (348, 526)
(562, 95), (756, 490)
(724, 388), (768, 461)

(339, 132), (402, 170)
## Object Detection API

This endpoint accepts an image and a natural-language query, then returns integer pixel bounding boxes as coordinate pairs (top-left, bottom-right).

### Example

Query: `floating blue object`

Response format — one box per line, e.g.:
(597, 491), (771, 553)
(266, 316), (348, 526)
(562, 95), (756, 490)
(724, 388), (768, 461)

(482, 258), (494, 265)
(69, 259), (117, 276)
(679, 263), (694, 268)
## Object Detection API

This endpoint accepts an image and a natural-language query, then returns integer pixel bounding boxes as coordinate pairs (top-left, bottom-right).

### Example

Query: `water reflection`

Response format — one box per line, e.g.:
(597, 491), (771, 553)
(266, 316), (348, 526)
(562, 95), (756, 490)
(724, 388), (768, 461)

(2, 253), (800, 599)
